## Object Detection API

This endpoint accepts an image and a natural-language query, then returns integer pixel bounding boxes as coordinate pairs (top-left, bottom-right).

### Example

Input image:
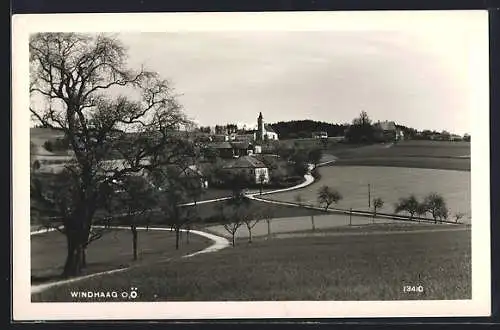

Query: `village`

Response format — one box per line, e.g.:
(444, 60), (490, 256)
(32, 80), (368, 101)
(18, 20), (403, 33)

(26, 31), (474, 307)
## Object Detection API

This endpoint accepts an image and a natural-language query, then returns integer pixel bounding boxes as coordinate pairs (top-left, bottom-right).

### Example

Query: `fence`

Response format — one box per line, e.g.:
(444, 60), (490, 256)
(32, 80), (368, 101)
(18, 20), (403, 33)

(253, 196), (464, 225)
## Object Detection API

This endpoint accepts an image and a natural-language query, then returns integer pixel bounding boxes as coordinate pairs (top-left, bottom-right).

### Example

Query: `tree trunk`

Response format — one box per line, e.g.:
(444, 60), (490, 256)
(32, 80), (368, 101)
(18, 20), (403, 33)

(232, 233), (236, 247)
(175, 228), (180, 250)
(81, 247), (87, 269)
(247, 226), (252, 243)
(132, 224), (138, 261)
(186, 229), (190, 244)
(311, 215), (316, 231)
(62, 223), (89, 278)
(267, 219), (271, 237)
(63, 238), (83, 277)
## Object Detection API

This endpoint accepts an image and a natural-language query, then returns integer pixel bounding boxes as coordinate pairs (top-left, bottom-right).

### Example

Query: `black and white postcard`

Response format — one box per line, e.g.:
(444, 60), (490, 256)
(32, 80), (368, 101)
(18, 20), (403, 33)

(12, 10), (491, 320)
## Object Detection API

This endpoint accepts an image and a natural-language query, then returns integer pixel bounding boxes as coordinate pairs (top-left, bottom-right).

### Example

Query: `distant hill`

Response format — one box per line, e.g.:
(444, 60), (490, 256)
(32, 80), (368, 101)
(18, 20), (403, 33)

(269, 120), (348, 140)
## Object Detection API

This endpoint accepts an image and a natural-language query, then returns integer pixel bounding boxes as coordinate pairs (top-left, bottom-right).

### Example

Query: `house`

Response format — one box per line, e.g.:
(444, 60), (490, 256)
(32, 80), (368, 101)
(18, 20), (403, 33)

(211, 134), (230, 142)
(374, 121), (404, 142)
(312, 131), (328, 139)
(222, 155), (270, 184)
(230, 141), (255, 157)
(206, 141), (255, 159)
(183, 164), (209, 188)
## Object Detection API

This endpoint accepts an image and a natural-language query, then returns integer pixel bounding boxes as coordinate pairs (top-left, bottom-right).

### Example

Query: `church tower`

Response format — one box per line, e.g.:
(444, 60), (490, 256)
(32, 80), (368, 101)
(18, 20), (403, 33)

(257, 112), (264, 141)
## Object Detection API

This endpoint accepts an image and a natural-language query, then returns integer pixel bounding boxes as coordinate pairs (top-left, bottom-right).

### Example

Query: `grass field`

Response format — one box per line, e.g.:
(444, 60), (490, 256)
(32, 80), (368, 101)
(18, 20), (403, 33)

(262, 166), (471, 221)
(31, 229), (212, 284)
(32, 228), (471, 302)
(174, 199), (325, 224)
(328, 140), (470, 171)
(331, 140), (470, 159)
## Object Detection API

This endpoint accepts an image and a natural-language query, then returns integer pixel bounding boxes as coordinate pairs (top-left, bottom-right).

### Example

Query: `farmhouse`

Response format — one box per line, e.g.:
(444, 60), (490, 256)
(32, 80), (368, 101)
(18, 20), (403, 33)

(374, 120), (404, 142)
(222, 155), (270, 184)
(207, 141), (255, 159)
(312, 131), (328, 139)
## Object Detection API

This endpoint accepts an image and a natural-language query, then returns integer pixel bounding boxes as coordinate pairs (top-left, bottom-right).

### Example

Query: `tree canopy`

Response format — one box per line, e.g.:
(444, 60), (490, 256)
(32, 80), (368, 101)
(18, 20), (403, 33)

(29, 32), (192, 277)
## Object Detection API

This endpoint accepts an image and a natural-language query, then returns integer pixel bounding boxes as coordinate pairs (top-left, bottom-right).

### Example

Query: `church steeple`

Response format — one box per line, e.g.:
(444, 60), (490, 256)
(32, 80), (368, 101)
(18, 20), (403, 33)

(257, 112), (264, 141)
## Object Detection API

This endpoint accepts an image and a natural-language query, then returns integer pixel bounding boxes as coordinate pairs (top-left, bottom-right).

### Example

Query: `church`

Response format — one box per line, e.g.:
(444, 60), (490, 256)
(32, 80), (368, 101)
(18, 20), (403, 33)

(253, 112), (279, 141)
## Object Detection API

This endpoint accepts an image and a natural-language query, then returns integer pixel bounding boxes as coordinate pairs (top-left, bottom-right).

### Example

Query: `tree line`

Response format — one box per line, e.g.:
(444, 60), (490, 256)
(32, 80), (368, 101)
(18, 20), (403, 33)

(291, 185), (464, 229)
(269, 120), (348, 140)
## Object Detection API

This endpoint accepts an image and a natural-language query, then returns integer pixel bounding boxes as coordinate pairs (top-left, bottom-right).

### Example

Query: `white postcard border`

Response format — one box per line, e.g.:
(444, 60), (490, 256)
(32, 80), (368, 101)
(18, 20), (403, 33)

(12, 11), (491, 320)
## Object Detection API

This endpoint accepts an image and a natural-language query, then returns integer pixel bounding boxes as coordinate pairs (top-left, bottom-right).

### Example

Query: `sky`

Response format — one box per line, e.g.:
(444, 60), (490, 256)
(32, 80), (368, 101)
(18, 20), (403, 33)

(111, 12), (487, 136)
(27, 12), (488, 135)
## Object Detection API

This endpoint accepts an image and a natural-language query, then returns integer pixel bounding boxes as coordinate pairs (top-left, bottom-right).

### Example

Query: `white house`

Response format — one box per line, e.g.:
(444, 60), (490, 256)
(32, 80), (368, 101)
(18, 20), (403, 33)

(222, 155), (270, 184)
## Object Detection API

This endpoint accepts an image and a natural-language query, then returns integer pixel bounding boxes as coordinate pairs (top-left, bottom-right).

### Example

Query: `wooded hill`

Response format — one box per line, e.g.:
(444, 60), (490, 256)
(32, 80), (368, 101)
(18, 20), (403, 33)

(269, 120), (348, 140)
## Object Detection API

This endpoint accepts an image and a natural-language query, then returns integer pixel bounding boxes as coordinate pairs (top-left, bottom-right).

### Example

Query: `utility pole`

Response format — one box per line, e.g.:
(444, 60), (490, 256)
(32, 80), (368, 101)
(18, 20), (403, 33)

(368, 183), (371, 208)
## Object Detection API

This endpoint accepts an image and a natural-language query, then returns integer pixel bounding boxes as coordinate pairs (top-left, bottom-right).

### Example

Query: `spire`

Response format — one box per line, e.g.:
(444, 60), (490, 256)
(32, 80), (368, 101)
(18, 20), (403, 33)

(258, 112), (263, 119)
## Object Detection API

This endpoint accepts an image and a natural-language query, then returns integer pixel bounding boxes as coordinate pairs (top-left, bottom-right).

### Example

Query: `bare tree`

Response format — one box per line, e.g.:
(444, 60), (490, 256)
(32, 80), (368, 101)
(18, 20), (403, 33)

(29, 33), (189, 277)
(261, 207), (274, 238)
(242, 210), (260, 244)
(223, 189), (250, 247)
(454, 212), (465, 223)
(372, 197), (384, 222)
(111, 175), (156, 261)
(150, 163), (200, 250)
(258, 171), (267, 195)
(317, 185), (342, 211)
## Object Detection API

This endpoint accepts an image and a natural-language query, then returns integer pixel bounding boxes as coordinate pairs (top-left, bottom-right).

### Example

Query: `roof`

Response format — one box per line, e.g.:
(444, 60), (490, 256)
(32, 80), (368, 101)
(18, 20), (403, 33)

(376, 121), (396, 131)
(264, 124), (276, 134)
(223, 156), (267, 169)
(207, 142), (233, 149)
(230, 141), (251, 149)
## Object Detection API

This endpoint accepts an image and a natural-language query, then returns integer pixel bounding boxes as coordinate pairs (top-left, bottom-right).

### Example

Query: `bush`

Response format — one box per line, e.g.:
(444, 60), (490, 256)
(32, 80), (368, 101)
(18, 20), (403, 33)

(311, 168), (321, 180)
(43, 140), (53, 152)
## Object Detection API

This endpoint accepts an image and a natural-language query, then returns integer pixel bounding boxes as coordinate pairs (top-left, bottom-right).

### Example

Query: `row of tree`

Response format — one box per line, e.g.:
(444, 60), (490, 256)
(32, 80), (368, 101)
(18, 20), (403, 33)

(291, 185), (463, 225)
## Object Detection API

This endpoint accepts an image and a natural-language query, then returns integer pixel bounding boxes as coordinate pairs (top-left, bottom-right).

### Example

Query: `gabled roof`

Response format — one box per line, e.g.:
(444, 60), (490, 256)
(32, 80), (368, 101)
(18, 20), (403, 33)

(375, 121), (396, 131)
(223, 155), (267, 169)
(264, 124), (276, 134)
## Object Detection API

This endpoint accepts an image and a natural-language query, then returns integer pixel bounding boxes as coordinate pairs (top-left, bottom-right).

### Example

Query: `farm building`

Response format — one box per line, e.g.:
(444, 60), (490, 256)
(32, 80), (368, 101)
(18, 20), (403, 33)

(374, 121), (404, 142)
(206, 141), (256, 159)
(312, 131), (328, 139)
(222, 155), (270, 184)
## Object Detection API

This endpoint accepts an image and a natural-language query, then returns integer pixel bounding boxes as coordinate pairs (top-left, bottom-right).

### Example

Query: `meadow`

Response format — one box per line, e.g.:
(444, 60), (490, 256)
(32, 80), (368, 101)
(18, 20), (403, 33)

(32, 228), (471, 302)
(31, 229), (212, 284)
(261, 166), (471, 221)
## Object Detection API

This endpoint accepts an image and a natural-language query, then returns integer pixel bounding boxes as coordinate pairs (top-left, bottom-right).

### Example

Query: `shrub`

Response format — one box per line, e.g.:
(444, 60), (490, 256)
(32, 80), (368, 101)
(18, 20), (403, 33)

(311, 168), (321, 180)
(43, 140), (53, 152)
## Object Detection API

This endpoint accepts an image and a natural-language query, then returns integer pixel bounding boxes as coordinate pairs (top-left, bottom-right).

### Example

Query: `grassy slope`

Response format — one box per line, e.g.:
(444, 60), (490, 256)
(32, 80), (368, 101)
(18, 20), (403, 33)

(32, 228), (471, 302)
(329, 140), (470, 171)
(31, 229), (212, 284)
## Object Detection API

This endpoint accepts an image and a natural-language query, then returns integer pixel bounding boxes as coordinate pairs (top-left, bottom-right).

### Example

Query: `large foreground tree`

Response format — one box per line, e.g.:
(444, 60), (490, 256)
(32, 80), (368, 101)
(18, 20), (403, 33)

(29, 33), (190, 277)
